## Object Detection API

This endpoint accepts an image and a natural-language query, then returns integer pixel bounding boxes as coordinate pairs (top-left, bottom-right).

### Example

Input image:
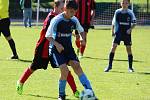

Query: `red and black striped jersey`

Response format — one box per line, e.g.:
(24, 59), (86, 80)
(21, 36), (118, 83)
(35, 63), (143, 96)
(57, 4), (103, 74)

(35, 11), (57, 58)
(75, 0), (96, 25)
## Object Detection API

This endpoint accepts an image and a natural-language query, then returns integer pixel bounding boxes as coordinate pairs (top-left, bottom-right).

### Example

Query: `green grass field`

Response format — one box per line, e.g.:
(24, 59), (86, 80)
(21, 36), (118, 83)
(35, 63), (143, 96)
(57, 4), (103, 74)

(0, 25), (150, 100)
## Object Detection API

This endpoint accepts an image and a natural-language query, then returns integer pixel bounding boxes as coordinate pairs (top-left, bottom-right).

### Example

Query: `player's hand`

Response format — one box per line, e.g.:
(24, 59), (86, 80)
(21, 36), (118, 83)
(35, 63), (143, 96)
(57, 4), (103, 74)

(56, 43), (64, 53)
(75, 34), (80, 40)
(127, 28), (132, 34)
(112, 32), (115, 37)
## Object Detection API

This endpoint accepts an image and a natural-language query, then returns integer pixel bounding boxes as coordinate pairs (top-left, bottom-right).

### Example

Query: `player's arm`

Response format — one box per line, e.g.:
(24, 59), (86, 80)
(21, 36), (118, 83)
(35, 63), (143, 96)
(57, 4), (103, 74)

(74, 17), (86, 46)
(45, 18), (64, 53)
(111, 25), (115, 36)
(111, 11), (116, 36)
(127, 10), (137, 34)
(90, 0), (96, 27)
(46, 37), (64, 53)
(91, 0), (96, 20)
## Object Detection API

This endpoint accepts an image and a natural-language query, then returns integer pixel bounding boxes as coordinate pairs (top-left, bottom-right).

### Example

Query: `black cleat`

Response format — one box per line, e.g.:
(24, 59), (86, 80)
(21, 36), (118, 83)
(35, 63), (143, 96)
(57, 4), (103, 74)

(104, 66), (112, 72)
(128, 68), (134, 72)
(58, 95), (66, 100)
(11, 55), (19, 59)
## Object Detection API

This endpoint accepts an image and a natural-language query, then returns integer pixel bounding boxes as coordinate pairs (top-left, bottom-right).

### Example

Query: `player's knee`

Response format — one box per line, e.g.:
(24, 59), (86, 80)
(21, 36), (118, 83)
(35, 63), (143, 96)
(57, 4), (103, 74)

(5, 36), (12, 41)
(73, 63), (83, 74)
(30, 64), (38, 71)
(60, 65), (69, 79)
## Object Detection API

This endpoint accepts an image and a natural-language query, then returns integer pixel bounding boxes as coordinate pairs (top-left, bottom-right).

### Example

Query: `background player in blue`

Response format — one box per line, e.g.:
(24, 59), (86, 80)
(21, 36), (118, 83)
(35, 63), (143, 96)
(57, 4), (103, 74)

(104, 0), (136, 72)
(45, 0), (98, 100)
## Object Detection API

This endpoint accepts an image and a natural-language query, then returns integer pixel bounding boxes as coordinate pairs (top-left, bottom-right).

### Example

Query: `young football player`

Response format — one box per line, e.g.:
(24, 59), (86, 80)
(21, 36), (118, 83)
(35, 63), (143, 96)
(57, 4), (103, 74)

(45, 0), (98, 100)
(104, 0), (136, 72)
(16, 0), (80, 98)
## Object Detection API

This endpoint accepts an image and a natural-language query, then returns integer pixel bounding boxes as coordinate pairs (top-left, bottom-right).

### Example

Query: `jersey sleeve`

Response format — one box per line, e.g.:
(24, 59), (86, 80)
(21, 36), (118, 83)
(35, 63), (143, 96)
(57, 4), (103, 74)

(45, 17), (58, 40)
(112, 10), (117, 25)
(73, 16), (84, 33)
(131, 10), (136, 25)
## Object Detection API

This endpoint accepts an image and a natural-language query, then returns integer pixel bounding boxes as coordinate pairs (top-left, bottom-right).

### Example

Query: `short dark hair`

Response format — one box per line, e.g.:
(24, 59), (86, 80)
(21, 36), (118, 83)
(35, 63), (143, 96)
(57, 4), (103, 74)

(65, 0), (78, 10)
(54, 0), (65, 7)
(121, 0), (130, 3)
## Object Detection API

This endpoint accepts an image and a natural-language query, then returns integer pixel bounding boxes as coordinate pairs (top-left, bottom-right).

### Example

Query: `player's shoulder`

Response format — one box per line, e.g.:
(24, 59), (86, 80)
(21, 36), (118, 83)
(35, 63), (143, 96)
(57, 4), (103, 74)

(115, 8), (122, 13)
(51, 13), (64, 23)
(127, 9), (134, 14)
(71, 16), (79, 22)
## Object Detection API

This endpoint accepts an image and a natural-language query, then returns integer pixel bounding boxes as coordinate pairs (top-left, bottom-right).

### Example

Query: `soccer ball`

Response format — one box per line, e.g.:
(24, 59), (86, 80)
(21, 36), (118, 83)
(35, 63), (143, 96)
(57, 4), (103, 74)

(79, 89), (96, 100)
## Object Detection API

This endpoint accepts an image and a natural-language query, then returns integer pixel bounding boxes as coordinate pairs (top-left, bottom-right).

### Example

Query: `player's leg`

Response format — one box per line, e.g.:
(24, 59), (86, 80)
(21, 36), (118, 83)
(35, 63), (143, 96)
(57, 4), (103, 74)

(58, 64), (69, 100)
(79, 31), (87, 58)
(2, 18), (18, 59)
(104, 43), (118, 72)
(68, 49), (92, 90)
(16, 56), (49, 95)
(69, 60), (92, 90)
(49, 53), (79, 98)
(79, 25), (89, 58)
(28, 8), (32, 27)
(69, 60), (98, 99)
(23, 9), (28, 27)
(5, 36), (18, 59)
(67, 71), (80, 98)
(16, 66), (34, 95)
(124, 36), (134, 72)
(126, 45), (134, 72)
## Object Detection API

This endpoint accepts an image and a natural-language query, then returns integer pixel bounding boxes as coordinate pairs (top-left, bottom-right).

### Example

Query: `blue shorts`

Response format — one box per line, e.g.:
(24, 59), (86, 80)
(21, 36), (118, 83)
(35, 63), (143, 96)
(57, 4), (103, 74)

(49, 48), (79, 68)
(0, 18), (11, 37)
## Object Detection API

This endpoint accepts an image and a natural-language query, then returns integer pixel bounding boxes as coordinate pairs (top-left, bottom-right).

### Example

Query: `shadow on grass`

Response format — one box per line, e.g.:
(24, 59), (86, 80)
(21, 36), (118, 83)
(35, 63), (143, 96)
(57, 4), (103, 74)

(24, 94), (54, 99)
(18, 59), (32, 63)
(110, 71), (126, 73)
(0, 57), (143, 63)
(137, 72), (150, 75)
(0, 58), (32, 63)
(83, 56), (143, 63)
(104, 70), (150, 75)
(24, 94), (77, 100)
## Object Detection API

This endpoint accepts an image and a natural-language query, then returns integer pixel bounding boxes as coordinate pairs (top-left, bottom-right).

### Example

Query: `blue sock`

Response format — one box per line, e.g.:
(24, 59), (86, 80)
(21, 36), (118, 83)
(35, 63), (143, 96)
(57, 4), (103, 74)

(59, 80), (66, 96)
(79, 73), (92, 90)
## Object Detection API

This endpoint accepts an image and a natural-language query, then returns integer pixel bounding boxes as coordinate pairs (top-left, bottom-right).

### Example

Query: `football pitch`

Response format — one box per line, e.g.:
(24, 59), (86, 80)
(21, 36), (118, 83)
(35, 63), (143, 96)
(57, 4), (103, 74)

(0, 25), (150, 100)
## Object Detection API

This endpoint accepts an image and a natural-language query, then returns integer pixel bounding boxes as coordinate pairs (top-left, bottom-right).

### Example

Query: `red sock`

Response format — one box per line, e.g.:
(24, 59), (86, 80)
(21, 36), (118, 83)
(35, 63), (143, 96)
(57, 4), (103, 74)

(19, 67), (33, 84)
(75, 38), (80, 49)
(67, 71), (77, 93)
(80, 45), (86, 55)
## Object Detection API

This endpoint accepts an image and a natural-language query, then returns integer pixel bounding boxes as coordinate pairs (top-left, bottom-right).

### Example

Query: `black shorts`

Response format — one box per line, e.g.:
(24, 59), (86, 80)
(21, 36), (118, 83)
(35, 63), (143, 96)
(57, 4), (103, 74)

(30, 55), (50, 70)
(81, 24), (90, 33)
(30, 49), (59, 70)
(0, 18), (11, 37)
(113, 34), (132, 46)
(75, 24), (90, 35)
